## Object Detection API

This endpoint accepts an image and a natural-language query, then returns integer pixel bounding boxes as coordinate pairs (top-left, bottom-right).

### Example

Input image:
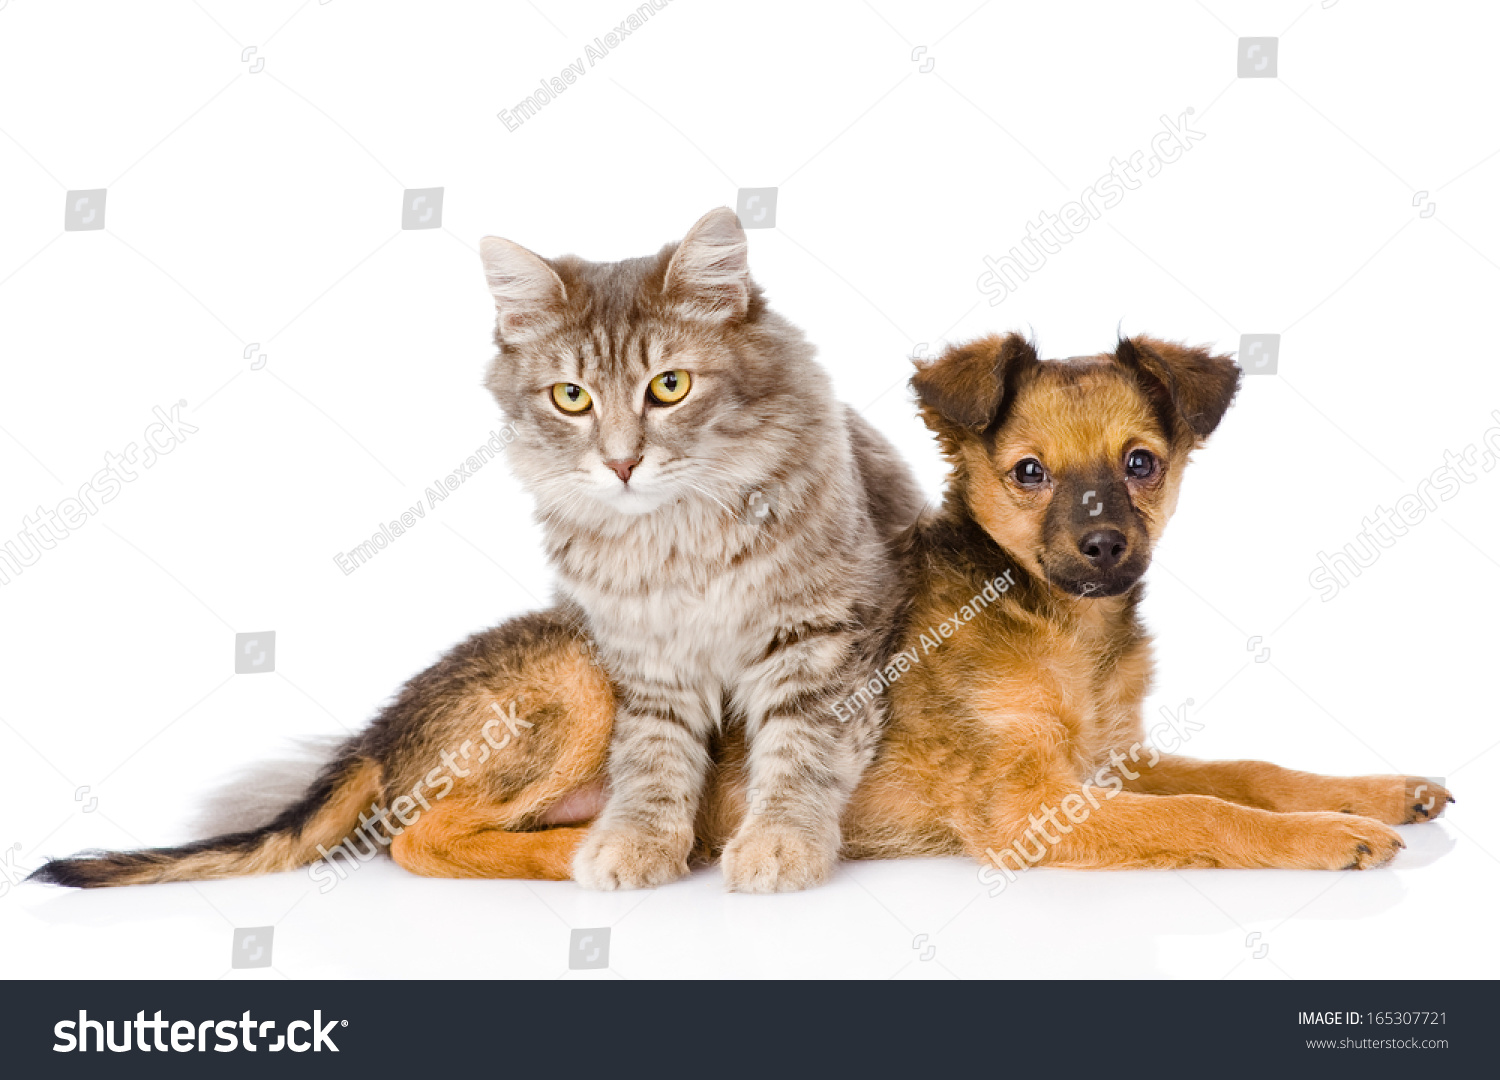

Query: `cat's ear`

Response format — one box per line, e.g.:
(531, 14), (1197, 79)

(479, 236), (567, 342)
(663, 207), (750, 322)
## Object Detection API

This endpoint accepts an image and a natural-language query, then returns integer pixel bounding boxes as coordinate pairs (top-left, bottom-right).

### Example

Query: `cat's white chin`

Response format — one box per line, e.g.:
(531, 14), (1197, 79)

(591, 483), (669, 517)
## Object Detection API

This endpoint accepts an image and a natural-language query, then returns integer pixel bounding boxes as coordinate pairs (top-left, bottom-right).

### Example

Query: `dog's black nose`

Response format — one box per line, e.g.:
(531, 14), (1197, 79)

(1079, 529), (1127, 570)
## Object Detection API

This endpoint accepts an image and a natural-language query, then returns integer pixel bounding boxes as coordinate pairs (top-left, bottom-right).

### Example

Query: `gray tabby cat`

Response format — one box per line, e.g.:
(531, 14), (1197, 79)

(480, 207), (922, 891)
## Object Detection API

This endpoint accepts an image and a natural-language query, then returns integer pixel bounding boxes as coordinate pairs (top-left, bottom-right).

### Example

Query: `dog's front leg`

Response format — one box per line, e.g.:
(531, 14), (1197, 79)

(957, 717), (1406, 871)
(1117, 753), (1453, 825)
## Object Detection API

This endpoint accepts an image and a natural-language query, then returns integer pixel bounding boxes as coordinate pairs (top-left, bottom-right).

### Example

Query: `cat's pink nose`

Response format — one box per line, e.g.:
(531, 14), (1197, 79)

(605, 457), (641, 483)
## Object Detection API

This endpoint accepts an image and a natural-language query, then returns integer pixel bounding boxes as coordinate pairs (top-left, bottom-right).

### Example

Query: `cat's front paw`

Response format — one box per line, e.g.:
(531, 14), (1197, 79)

(721, 820), (836, 893)
(573, 823), (689, 890)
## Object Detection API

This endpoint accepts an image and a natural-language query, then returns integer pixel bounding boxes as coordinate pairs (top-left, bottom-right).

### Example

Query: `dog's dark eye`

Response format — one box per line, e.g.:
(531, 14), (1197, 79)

(1012, 458), (1048, 487)
(1126, 449), (1158, 479)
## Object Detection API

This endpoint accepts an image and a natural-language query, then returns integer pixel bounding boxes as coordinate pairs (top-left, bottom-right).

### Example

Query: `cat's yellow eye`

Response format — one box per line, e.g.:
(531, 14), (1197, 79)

(551, 383), (592, 414)
(648, 370), (691, 405)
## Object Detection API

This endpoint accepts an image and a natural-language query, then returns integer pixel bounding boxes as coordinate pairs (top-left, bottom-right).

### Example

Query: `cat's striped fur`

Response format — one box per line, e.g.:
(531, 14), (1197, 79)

(482, 207), (922, 890)
(28, 208), (922, 894)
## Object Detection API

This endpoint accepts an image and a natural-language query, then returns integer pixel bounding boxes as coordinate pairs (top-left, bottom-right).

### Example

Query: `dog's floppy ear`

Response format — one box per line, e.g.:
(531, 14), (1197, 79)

(1116, 335), (1240, 441)
(912, 333), (1037, 435)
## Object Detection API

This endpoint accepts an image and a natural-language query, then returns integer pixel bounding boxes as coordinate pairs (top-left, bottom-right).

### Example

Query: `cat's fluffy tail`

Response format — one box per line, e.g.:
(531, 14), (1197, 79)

(28, 747), (381, 888)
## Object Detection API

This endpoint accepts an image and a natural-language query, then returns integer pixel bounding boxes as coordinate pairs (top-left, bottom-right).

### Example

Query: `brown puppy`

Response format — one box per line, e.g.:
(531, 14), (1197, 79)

(824, 333), (1452, 877)
(32, 334), (1452, 887)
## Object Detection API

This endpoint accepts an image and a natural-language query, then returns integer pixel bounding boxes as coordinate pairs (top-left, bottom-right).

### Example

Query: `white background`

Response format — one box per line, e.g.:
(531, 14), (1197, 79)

(1, 0), (1496, 979)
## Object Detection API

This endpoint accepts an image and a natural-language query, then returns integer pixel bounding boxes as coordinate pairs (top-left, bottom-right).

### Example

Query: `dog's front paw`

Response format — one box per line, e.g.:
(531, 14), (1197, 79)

(573, 823), (689, 890)
(1403, 777), (1453, 823)
(721, 820), (836, 893)
(1324, 775), (1455, 824)
(1293, 813), (1405, 870)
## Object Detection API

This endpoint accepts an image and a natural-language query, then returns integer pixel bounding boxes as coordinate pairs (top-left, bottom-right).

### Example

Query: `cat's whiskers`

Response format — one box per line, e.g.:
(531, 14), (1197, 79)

(677, 461), (780, 515)
(676, 479), (736, 519)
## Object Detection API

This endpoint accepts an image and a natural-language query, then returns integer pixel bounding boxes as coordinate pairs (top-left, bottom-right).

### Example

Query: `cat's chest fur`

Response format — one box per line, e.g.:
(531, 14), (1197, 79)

(546, 485), (858, 695)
